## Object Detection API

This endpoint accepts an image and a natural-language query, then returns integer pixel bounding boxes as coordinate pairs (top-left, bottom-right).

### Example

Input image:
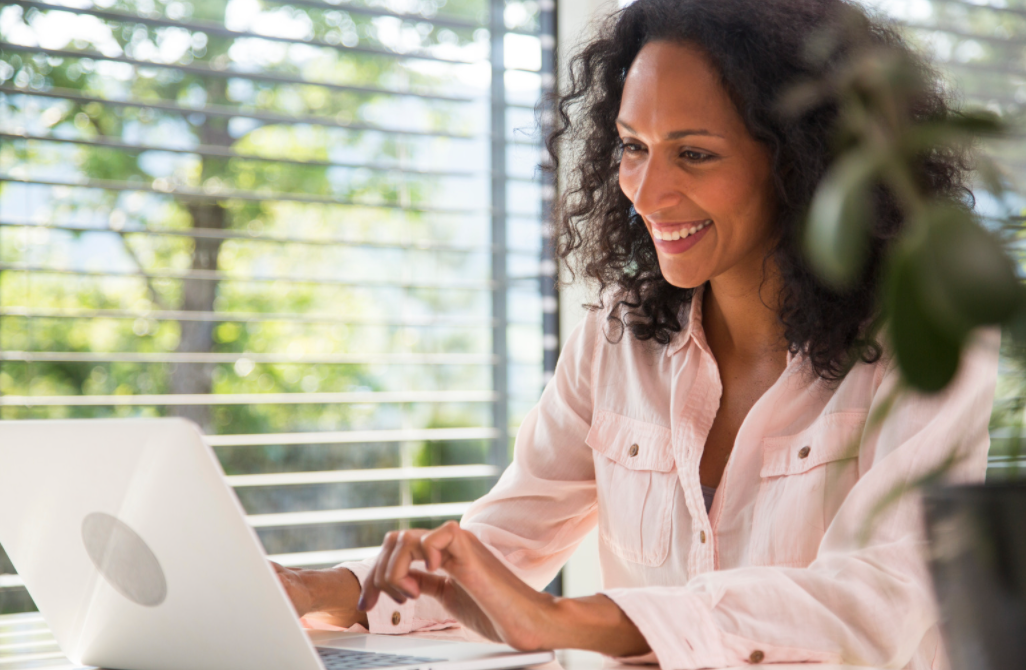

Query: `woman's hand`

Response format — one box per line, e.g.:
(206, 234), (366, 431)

(272, 562), (369, 629)
(358, 523), (555, 649)
(358, 522), (650, 656)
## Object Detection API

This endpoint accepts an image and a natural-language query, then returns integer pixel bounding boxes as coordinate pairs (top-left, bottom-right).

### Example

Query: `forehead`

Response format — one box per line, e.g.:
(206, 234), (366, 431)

(619, 40), (742, 136)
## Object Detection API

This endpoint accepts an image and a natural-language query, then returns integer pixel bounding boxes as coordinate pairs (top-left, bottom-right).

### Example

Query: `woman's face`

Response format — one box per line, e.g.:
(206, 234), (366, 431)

(617, 41), (777, 290)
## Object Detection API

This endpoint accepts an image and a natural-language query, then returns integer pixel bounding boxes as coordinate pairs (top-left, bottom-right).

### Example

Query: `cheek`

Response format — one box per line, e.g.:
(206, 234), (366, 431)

(696, 170), (748, 211)
(699, 169), (772, 235)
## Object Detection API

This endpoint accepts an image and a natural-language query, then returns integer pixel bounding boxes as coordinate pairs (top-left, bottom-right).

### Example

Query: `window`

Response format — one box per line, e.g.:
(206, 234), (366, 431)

(0, 0), (557, 613)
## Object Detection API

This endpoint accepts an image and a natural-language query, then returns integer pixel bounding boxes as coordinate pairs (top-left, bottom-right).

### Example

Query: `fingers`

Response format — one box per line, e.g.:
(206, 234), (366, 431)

(359, 529), (428, 612)
(411, 570), (448, 600)
(384, 532), (427, 598)
(358, 523), (473, 614)
(358, 532), (397, 612)
(420, 520), (462, 571)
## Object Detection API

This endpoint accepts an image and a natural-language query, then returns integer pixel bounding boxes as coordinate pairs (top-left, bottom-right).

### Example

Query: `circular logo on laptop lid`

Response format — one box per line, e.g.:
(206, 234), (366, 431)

(81, 512), (167, 607)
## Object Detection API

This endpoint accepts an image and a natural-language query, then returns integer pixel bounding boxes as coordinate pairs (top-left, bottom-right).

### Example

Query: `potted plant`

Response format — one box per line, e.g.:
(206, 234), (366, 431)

(792, 12), (1026, 670)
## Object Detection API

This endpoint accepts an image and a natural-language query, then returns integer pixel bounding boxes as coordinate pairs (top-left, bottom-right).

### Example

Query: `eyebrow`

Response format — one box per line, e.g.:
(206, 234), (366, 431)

(616, 120), (724, 140)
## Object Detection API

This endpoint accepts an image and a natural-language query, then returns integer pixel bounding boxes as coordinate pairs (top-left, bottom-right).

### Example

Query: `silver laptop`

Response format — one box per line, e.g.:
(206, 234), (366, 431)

(0, 418), (555, 670)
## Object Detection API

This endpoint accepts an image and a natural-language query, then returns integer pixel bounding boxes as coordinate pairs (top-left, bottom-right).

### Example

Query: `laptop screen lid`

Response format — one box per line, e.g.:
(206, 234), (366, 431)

(0, 418), (554, 670)
(0, 417), (331, 670)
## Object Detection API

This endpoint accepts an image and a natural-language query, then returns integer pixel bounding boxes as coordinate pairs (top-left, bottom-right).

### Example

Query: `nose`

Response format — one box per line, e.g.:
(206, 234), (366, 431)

(626, 152), (682, 217)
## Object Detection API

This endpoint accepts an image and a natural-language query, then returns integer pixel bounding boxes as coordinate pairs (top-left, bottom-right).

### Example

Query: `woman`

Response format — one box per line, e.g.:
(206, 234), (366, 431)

(275, 0), (999, 666)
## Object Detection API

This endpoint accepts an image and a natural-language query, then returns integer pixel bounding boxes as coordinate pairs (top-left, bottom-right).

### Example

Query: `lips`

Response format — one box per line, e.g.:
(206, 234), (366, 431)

(651, 219), (712, 241)
(650, 219), (713, 254)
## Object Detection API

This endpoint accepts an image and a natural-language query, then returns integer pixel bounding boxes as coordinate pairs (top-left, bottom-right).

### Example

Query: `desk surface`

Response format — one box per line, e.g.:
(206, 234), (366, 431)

(0, 611), (864, 670)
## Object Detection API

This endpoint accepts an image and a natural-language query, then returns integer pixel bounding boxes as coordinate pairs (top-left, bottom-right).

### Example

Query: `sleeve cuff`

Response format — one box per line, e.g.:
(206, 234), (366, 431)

(601, 587), (843, 669)
(601, 587), (728, 670)
(337, 560), (457, 635)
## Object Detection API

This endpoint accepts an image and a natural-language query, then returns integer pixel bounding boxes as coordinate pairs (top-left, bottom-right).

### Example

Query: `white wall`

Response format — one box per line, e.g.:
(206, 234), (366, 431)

(555, 0), (619, 599)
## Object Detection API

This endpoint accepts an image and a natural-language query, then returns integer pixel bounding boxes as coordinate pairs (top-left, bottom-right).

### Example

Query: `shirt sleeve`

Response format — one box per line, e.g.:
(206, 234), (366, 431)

(334, 311), (601, 633)
(603, 329), (1000, 670)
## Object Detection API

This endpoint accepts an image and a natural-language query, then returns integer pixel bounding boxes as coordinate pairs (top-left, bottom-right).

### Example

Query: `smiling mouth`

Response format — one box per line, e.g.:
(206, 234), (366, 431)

(651, 219), (712, 241)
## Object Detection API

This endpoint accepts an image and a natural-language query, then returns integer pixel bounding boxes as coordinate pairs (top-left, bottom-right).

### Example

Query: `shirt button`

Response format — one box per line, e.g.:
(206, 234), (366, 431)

(749, 650), (765, 663)
(797, 446), (811, 459)
(699, 530), (706, 543)
(391, 611), (401, 626)
(628, 443), (639, 457)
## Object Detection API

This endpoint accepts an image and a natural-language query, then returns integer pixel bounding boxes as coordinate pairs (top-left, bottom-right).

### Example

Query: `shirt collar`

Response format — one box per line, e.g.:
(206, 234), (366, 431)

(664, 283), (803, 369)
(665, 283), (707, 358)
(664, 283), (808, 373)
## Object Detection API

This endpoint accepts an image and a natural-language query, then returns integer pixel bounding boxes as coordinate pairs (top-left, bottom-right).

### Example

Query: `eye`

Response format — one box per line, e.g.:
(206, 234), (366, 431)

(618, 140), (645, 155)
(681, 149), (712, 162)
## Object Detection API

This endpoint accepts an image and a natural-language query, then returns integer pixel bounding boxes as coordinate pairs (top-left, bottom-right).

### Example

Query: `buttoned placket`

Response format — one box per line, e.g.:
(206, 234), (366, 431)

(682, 346), (722, 577)
(670, 286), (805, 578)
(665, 330), (716, 578)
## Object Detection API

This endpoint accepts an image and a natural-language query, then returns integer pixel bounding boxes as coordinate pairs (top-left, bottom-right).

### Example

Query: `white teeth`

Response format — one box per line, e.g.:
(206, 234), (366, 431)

(652, 220), (712, 242)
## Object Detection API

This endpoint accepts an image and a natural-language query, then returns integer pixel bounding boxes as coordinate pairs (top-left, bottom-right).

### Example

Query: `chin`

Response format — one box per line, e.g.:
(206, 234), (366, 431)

(668, 280), (706, 290)
(658, 266), (709, 290)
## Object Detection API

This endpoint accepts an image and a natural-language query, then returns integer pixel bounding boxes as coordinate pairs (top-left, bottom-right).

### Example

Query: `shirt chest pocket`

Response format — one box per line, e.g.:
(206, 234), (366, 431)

(751, 412), (867, 566)
(585, 410), (678, 567)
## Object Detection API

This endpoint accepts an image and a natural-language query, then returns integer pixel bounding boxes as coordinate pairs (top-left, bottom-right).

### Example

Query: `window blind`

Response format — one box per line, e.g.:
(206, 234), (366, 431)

(0, 0), (557, 613)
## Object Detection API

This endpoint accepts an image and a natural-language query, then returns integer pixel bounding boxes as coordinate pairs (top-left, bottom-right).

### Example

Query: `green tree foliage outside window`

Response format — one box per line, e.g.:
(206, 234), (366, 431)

(0, 0), (548, 613)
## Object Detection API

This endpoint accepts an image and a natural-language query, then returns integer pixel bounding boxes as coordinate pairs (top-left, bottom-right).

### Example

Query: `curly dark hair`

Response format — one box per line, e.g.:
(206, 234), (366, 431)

(548, 0), (972, 380)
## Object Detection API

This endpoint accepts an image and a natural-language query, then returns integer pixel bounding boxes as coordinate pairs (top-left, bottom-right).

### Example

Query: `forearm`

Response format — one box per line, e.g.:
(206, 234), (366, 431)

(306, 567), (369, 628)
(544, 595), (650, 657)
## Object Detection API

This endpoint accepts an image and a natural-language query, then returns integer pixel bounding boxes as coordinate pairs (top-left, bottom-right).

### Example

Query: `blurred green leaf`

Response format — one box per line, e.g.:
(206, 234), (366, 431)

(887, 248), (965, 393)
(1007, 300), (1026, 356)
(943, 110), (1005, 136)
(805, 148), (882, 287)
(914, 206), (1021, 334)
(901, 111), (1006, 156)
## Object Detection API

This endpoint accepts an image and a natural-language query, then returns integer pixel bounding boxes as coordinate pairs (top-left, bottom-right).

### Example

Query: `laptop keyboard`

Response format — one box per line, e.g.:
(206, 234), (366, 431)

(317, 647), (446, 670)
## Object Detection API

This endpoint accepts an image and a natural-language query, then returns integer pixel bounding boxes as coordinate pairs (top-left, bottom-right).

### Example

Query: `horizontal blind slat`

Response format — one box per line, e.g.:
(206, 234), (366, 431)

(206, 427), (498, 446)
(0, 307), (497, 327)
(0, 352), (497, 365)
(267, 546), (380, 567)
(0, 264), (501, 290)
(226, 464), (499, 486)
(247, 501), (471, 527)
(0, 42), (478, 102)
(0, 86), (485, 148)
(9, 1), (488, 66)
(0, 175), (493, 213)
(0, 391), (496, 406)
(0, 221), (546, 254)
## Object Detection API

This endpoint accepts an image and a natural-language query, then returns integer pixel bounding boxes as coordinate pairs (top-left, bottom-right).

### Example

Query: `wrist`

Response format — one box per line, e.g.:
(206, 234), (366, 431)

(547, 595), (650, 657)
(307, 567), (368, 628)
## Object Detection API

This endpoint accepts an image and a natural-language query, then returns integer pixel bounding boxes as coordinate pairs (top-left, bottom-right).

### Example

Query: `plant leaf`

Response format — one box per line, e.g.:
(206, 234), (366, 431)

(914, 206), (1021, 333)
(886, 248), (966, 393)
(805, 148), (883, 287)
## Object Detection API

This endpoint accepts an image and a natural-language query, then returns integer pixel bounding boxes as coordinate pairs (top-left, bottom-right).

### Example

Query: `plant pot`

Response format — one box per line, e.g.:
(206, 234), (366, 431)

(922, 482), (1026, 670)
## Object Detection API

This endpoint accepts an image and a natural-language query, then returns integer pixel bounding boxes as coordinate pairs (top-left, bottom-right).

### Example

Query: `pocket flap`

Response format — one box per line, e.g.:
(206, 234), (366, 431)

(585, 410), (675, 472)
(761, 412), (867, 477)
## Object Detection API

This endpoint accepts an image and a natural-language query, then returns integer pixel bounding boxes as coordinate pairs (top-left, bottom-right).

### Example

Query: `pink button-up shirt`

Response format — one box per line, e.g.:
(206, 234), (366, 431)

(343, 286), (999, 670)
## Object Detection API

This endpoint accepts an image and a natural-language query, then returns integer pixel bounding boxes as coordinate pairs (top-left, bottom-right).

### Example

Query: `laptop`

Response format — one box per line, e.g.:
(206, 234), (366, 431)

(0, 418), (555, 670)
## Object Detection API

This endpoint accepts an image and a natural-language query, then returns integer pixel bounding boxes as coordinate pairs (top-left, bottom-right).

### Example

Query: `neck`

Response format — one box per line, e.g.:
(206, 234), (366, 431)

(701, 260), (788, 363)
